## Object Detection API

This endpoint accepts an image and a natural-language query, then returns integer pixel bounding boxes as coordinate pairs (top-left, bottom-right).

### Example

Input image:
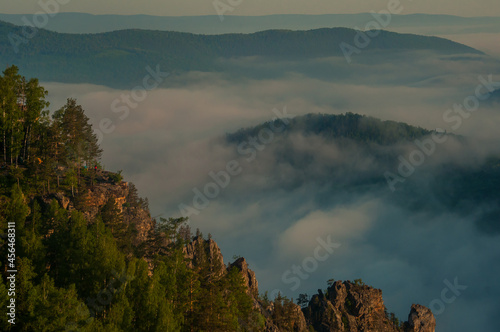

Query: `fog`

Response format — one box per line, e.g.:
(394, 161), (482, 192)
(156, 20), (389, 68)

(439, 33), (500, 58)
(42, 49), (500, 331)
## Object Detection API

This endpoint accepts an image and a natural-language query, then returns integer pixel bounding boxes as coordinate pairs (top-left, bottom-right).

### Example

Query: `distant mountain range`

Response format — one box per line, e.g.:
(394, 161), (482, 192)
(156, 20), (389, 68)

(0, 20), (482, 88)
(0, 13), (499, 35)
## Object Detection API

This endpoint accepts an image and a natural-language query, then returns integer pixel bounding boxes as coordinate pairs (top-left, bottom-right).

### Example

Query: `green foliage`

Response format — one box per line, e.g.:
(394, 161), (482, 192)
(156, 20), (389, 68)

(0, 271), (10, 331)
(342, 314), (350, 329)
(100, 198), (124, 234)
(0, 68), (314, 332)
(108, 170), (123, 184)
(227, 112), (433, 146)
(8, 165), (24, 188)
(5, 185), (29, 229)
(297, 293), (310, 308)
(19, 200), (45, 272)
(22, 274), (86, 331)
(126, 182), (149, 210)
(0, 183), (266, 332)
(52, 98), (102, 167)
(0, 66), (107, 201)
(271, 293), (304, 331)
(353, 278), (365, 286)
(260, 291), (271, 308)
(0, 65), (49, 166)
(386, 310), (404, 330)
(65, 168), (78, 196)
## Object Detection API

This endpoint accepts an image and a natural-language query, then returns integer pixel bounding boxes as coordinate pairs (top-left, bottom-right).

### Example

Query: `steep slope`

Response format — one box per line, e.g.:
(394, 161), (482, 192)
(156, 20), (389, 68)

(10, 162), (436, 331)
(185, 237), (436, 332)
(0, 109), (441, 330)
(33, 169), (154, 246)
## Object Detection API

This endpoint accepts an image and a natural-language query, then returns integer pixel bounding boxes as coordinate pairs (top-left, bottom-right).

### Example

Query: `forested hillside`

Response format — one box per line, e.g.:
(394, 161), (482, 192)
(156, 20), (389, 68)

(0, 66), (260, 331)
(0, 67), (437, 331)
(227, 113), (433, 145)
(225, 112), (500, 233)
(0, 20), (482, 88)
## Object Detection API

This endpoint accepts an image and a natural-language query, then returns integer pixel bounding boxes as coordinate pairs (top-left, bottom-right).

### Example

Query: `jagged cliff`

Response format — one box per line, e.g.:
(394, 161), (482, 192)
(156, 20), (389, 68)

(36, 175), (436, 332)
(302, 281), (436, 332)
(404, 305), (436, 332)
(182, 237), (436, 332)
(39, 170), (154, 246)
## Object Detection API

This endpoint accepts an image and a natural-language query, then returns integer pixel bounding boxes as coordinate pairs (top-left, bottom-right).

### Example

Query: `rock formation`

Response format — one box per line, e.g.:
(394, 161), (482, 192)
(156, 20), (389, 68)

(40, 170), (154, 245)
(302, 281), (436, 332)
(37, 170), (436, 332)
(229, 257), (259, 297)
(181, 237), (436, 332)
(404, 304), (436, 332)
(303, 280), (399, 331)
(184, 236), (227, 277)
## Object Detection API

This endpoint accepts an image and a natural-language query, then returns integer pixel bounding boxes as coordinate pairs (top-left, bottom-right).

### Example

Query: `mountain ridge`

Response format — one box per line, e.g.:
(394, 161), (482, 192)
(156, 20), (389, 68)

(1, 12), (499, 35)
(0, 20), (483, 88)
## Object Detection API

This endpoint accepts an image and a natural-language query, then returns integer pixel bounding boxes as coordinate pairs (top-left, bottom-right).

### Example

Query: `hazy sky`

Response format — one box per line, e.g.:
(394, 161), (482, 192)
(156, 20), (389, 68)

(2, 0), (500, 17)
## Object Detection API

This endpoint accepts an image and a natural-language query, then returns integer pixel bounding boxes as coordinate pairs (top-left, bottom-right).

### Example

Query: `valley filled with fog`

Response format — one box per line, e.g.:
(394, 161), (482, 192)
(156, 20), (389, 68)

(42, 47), (500, 331)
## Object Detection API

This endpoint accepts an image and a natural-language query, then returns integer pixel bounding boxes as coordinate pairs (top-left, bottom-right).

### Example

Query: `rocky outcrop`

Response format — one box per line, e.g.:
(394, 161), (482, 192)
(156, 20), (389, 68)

(303, 281), (398, 332)
(54, 192), (71, 209)
(124, 206), (154, 244)
(303, 281), (436, 332)
(260, 297), (308, 332)
(80, 181), (129, 219)
(291, 303), (309, 332)
(184, 237), (226, 276)
(229, 257), (259, 297)
(40, 173), (154, 245)
(38, 175), (436, 332)
(183, 239), (308, 331)
(180, 238), (436, 332)
(42, 192), (72, 210)
(87, 179), (154, 244)
(404, 304), (436, 332)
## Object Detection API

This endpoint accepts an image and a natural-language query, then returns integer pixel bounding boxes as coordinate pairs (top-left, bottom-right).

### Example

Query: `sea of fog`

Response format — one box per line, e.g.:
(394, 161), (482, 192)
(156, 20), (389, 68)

(42, 43), (500, 331)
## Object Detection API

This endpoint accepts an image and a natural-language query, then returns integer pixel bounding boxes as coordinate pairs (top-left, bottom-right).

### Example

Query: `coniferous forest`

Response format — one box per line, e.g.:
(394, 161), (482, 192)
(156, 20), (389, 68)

(0, 66), (279, 331)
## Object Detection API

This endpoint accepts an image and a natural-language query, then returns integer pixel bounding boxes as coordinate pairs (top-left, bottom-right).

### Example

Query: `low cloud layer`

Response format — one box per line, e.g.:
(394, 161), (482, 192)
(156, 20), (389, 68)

(42, 50), (500, 331)
(440, 33), (500, 58)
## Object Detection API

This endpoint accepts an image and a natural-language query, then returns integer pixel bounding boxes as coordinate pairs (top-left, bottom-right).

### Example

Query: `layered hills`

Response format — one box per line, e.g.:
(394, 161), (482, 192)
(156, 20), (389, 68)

(0, 20), (482, 88)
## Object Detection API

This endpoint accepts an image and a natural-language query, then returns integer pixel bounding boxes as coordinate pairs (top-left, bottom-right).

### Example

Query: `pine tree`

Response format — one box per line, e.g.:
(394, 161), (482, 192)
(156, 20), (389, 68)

(0, 66), (23, 164)
(223, 267), (255, 330)
(100, 197), (125, 237)
(102, 291), (134, 331)
(65, 168), (78, 197)
(19, 200), (46, 273)
(6, 185), (29, 231)
(52, 98), (102, 181)
(22, 78), (49, 162)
